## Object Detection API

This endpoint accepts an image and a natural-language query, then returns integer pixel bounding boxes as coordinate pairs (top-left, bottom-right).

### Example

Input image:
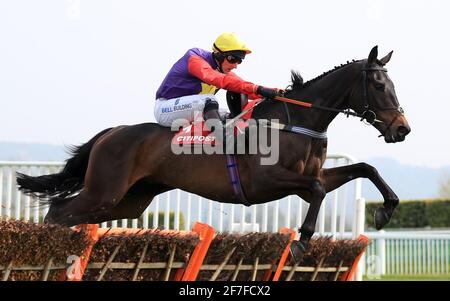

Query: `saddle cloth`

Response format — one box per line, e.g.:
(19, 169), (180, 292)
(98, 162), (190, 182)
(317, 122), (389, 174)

(171, 99), (259, 146)
(171, 122), (217, 146)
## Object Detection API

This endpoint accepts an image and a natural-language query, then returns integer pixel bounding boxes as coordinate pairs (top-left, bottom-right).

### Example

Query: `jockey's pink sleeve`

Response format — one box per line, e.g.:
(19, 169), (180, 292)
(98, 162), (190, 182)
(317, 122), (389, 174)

(188, 55), (259, 99)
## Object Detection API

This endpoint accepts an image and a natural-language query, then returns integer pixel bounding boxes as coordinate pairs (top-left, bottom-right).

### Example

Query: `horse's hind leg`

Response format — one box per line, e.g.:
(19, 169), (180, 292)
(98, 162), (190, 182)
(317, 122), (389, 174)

(45, 134), (153, 225)
(45, 175), (132, 226)
(320, 162), (399, 230)
(107, 182), (171, 221)
(44, 189), (118, 226)
(46, 182), (171, 227)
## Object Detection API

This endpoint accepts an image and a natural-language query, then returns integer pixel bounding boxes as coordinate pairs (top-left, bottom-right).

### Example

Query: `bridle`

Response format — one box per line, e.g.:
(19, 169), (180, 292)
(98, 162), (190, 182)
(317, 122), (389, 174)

(226, 64), (406, 140)
(274, 65), (405, 138)
(360, 66), (405, 137)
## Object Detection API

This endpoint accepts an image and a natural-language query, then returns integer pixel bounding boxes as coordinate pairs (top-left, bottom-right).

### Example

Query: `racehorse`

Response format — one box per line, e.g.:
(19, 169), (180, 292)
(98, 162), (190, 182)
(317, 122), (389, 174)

(17, 46), (411, 261)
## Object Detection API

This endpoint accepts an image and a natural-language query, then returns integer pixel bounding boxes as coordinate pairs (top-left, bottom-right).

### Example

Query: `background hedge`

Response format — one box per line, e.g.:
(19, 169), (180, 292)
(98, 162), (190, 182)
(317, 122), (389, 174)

(365, 199), (450, 229)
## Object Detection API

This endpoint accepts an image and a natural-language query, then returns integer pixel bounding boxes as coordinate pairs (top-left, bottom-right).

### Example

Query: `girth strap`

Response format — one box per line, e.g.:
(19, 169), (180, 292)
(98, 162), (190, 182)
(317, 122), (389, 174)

(259, 120), (328, 139)
(226, 154), (251, 206)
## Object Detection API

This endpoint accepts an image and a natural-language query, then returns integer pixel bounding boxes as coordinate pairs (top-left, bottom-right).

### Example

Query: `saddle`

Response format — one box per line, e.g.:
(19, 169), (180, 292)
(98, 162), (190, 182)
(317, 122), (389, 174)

(171, 94), (259, 147)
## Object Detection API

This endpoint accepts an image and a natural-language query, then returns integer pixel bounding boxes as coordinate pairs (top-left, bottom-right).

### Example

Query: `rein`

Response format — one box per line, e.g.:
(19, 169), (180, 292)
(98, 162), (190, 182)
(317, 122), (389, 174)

(273, 65), (404, 137)
(225, 65), (403, 140)
(274, 95), (381, 124)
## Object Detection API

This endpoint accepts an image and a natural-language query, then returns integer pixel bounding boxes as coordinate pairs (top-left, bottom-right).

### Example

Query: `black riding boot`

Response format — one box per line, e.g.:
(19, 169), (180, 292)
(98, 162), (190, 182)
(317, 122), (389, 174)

(203, 99), (226, 150)
(203, 98), (244, 154)
(203, 101), (222, 123)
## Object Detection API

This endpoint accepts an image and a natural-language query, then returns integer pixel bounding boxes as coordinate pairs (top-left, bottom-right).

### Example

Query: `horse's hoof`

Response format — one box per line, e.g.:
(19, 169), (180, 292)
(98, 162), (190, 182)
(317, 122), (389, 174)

(374, 207), (390, 230)
(290, 240), (308, 263)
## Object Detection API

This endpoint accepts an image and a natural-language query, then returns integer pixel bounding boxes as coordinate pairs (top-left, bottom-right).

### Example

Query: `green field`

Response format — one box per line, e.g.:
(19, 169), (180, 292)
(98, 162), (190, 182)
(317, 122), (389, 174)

(364, 274), (450, 281)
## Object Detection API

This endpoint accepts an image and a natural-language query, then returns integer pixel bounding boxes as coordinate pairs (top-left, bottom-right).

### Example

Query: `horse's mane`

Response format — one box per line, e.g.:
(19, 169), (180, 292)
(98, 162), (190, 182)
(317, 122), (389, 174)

(287, 59), (363, 91)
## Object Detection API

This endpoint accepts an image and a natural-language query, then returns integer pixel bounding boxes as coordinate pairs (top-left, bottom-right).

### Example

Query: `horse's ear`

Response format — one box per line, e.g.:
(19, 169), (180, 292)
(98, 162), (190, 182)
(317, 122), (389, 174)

(368, 46), (378, 64)
(379, 50), (393, 66)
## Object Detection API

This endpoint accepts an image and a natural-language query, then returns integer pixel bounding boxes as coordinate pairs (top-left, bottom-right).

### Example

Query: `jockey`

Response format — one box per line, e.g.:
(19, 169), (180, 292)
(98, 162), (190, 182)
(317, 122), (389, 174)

(154, 32), (280, 138)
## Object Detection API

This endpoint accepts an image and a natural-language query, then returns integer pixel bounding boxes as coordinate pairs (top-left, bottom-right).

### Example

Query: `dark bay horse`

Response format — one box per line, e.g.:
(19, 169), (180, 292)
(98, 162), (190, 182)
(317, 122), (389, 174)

(17, 46), (411, 261)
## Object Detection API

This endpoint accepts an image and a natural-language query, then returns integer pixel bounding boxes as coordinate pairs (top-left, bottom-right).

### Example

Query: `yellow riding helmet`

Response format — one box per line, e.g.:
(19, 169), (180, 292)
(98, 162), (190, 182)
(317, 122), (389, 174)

(212, 32), (252, 54)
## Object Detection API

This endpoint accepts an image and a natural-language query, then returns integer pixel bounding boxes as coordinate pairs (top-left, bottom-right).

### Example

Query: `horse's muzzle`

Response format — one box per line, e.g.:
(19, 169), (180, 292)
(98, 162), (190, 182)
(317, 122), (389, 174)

(385, 125), (411, 143)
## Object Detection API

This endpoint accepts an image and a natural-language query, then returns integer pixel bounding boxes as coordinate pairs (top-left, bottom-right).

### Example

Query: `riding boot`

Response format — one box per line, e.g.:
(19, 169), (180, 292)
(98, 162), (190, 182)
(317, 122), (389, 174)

(203, 99), (226, 151)
(203, 106), (223, 124)
(203, 98), (247, 154)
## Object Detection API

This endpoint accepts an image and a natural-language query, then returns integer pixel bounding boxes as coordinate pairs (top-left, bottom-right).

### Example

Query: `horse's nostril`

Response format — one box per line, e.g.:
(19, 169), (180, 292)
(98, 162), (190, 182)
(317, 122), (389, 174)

(397, 126), (410, 137)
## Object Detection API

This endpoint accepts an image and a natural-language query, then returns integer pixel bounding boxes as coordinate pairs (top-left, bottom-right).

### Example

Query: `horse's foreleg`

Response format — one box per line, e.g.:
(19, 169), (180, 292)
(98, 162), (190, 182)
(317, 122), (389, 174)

(321, 162), (398, 230)
(253, 166), (326, 262)
(289, 180), (326, 263)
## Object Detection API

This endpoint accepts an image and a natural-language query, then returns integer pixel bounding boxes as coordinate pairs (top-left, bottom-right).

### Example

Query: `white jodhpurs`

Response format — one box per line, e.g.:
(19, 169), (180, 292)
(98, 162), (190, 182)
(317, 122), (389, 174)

(154, 94), (224, 127)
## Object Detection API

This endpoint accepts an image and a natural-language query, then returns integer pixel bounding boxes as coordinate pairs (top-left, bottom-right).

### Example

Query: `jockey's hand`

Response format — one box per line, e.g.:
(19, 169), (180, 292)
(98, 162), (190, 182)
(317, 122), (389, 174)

(257, 86), (280, 99)
(276, 88), (285, 96)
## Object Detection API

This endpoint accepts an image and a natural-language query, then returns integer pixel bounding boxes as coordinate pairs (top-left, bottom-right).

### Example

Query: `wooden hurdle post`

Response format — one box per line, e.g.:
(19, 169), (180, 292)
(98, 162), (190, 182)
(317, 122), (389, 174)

(173, 222), (215, 281)
(66, 224), (100, 281)
(262, 227), (296, 281)
(340, 234), (370, 281)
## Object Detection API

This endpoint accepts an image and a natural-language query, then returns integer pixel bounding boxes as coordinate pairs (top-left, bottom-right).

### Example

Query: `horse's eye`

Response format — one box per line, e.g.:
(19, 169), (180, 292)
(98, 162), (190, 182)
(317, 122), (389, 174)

(374, 83), (385, 91)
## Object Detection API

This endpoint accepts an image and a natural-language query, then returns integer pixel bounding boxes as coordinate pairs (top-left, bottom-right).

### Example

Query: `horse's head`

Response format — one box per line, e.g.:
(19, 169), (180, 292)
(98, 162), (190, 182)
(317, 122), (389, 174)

(349, 46), (411, 143)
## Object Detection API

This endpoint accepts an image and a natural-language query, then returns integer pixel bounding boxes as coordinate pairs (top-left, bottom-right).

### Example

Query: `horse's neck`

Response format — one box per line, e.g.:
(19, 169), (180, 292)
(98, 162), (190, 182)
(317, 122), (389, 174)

(283, 64), (362, 132)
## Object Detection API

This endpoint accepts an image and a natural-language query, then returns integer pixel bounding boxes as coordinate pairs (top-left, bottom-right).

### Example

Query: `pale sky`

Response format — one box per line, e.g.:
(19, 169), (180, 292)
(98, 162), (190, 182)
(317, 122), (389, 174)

(1, 0), (449, 168)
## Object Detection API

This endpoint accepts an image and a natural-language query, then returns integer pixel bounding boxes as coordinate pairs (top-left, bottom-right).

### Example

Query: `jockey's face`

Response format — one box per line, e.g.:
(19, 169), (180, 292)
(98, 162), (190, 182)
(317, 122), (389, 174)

(221, 57), (240, 74)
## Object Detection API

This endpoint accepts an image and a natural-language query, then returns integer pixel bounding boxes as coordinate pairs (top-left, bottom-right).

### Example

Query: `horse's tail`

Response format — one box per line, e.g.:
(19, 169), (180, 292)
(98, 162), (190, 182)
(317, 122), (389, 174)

(16, 127), (113, 205)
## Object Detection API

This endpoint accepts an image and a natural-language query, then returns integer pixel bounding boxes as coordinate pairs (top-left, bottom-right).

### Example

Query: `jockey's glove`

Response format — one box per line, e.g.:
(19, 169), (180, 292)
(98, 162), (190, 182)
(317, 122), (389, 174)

(257, 86), (280, 99)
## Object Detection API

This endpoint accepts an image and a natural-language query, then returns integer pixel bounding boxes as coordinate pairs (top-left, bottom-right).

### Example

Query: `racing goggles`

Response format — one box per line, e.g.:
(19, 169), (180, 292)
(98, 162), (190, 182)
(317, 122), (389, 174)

(225, 54), (243, 64)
